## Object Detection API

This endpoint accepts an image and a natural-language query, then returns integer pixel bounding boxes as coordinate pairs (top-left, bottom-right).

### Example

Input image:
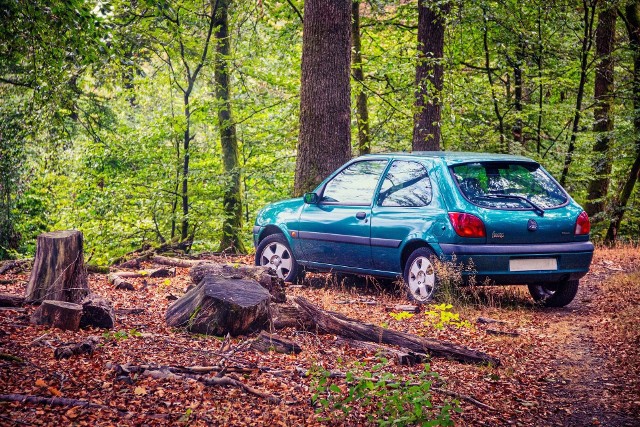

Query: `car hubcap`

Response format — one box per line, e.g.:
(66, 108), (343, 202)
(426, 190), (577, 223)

(260, 242), (292, 280)
(408, 256), (435, 302)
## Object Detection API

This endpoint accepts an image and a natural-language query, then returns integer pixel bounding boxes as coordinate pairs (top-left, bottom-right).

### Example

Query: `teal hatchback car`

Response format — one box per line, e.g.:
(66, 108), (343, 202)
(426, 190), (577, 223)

(253, 152), (594, 307)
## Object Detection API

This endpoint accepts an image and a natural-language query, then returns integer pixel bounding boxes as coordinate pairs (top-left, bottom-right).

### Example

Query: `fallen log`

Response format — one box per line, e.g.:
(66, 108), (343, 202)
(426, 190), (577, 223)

(31, 300), (83, 331)
(152, 255), (199, 268)
(269, 300), (314, 330)
(294, 297), (499, 366)
(54, 336), (99, 359)
(0, 394), (113, 411)
(107, 273), (134, 290)
(0, 293), (25, 307)
(251, 331), (302, 354)
(334, 337), (428, 366)
(0, 259), (32, 275)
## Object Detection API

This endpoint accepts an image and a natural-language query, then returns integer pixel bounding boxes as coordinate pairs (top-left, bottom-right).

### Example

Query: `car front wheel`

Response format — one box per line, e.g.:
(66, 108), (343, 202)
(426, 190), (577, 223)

(255, 234), (302, 283)
(403, 247), (439, 303)
(527, 280), (579, 307)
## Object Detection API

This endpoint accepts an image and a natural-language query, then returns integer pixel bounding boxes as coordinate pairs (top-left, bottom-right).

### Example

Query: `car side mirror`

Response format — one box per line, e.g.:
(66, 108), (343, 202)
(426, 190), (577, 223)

(303, 192), (319, 204)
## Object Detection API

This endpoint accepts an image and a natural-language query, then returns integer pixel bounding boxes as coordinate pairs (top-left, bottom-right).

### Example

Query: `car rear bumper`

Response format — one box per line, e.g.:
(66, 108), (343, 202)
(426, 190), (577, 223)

(439, 241), (594, 285)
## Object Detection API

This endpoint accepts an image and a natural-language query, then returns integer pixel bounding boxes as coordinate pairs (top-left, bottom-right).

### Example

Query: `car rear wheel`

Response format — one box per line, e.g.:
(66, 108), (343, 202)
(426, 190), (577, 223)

(403, 247), (438, 304)
(527, 280), (579, 307)
(255, 234), (303, 283)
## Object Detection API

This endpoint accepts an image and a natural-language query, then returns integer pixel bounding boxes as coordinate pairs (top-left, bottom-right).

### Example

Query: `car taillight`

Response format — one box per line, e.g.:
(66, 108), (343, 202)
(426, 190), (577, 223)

(448, 212), (486, 238)
(575, 211), (591, 235)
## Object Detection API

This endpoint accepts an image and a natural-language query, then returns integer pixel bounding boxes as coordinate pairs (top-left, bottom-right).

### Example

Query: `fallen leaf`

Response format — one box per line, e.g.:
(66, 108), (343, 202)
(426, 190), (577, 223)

(134, 386), (147, 396)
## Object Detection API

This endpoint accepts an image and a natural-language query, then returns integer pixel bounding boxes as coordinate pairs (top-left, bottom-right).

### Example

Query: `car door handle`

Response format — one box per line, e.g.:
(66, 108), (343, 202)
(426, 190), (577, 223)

(356, 212), (367, 220)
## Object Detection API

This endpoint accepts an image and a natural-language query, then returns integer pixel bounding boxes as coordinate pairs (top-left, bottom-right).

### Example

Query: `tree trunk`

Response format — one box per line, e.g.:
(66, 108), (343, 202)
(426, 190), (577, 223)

(31, 300), (83, 331)
(560, 0), (597, 187)
(606, 1), (640, 241)
(352, 0), (370, 155)
(294, 0), (352, 196)
(586, 6), (617, 219)
(25, 230), (88, 303)
(512, 35), (525, 148)
(412, 0), (449, 151)
(215, 0), (246, 254)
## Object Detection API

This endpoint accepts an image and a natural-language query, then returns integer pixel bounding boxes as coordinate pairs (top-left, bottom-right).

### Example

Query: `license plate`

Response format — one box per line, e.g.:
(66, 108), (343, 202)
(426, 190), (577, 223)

(509, 258), (557, 272)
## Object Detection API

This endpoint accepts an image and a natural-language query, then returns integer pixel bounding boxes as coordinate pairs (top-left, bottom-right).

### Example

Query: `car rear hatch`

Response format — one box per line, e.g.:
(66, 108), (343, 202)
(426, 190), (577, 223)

(450, 161), (580, 245)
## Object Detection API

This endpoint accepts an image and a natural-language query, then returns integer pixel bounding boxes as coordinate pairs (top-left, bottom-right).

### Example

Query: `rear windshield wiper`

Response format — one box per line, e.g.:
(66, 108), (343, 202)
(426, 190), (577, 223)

(483, 194), (545, 216)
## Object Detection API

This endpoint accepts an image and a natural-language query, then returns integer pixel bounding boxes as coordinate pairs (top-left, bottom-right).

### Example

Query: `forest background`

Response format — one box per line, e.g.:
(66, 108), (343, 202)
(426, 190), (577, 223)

(1, 0), (639, 265)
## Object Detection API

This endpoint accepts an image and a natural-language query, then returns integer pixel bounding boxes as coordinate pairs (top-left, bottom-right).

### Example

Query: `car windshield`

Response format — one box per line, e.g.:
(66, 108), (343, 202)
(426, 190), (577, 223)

(451, 162), (567, 210)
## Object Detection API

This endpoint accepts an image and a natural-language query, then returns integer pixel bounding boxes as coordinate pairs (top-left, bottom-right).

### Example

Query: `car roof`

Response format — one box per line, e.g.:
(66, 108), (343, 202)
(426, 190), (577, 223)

(360, 151), (537, 166)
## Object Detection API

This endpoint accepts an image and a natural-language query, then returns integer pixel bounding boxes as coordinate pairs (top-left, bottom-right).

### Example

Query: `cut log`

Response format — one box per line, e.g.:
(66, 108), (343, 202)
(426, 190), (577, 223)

(54, 336), (99, 359)
(294, 296), (499, 366)
(251, 331), (302, 354)
(0, 259), (32, 274)
(31, 300), (83, 331)
(80, 294), (115, 329)
(334, 337), (428, 366)
(25, 231), (89, 303)
(0, 293), (25, 307)
(152, 255), (199, 268)
(269, 300), (314, 330)
(190, 263), (285, 303)
(107, 273), (134, 290)
(166, 276), (271, 336)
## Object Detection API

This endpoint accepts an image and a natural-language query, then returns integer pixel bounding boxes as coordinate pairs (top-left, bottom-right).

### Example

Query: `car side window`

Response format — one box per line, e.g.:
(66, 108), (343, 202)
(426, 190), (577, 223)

(321, 160), (387, 205)
(378, 161), (432, 207)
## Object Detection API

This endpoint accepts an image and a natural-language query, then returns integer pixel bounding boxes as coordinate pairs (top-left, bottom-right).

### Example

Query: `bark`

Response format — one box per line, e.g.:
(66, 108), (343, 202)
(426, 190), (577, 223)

(512, 35), (525, 147)
(25, 230), (89, 303)
(294, 0), (352, 196)
(560, 0), (597, 186)
(269, 300), (314, 330)
(0, 293), (24, 307)
(215, 0), (246, 254)
(107, 273), (134, 290)
(413, 0), (449, 151)
(31, 300), (83, 331)
(335, 337), (428, 366)
(152, 255), (200, 268)
(607, 1), (640, 241)
(352, 0), (370, 155)
(294, 297), (499, 365)
(250, 331), (302, 354)
(54, 336), (99, 359)
(536, 5), (544, 153)
(166, 276), (271, 336)
(80, 294), (115, 329)
(586, 6), (617, 219)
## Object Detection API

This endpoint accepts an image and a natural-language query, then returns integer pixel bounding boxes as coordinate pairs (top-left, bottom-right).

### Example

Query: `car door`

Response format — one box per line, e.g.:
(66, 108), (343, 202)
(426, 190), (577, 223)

(297, 159), (388, 269)
(371, 160), (444, 273)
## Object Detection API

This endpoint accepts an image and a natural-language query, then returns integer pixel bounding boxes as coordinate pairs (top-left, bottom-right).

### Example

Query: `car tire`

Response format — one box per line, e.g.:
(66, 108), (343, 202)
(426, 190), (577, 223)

(527, 280), (579, 307)
(403, 247), (439, 304)
(255, 234), (303, 283)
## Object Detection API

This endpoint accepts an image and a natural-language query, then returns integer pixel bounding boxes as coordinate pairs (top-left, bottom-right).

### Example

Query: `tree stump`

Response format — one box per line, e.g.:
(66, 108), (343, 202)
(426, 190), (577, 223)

(80, 294), (115, 329)
(25, 231), (89, 303)
(190, 263), (285, 303)
(166, 276), (271, 336)
(31, 300), (83, 331)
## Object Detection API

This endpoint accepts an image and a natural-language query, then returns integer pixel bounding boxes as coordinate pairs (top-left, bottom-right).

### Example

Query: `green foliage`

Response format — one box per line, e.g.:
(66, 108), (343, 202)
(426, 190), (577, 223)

(424, 304), (472, 330)
(311, 361), (459, 426)
(102, 329), (143, 341)
(389, 311), (415, 321)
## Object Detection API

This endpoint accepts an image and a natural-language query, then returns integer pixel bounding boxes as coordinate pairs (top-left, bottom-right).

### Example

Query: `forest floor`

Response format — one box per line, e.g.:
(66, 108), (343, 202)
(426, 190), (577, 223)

(0, 245), (639, 426)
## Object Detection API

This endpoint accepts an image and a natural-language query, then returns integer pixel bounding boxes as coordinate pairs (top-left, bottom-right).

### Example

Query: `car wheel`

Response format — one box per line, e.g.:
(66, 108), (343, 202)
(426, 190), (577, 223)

(527, 280), (579, 307)
(403, 247), (438, 304)
(255, 234), (302, 283)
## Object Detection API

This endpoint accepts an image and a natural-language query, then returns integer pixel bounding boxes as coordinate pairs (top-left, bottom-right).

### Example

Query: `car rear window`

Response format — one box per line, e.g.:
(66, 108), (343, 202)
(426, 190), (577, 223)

(451, 162), (568, 210)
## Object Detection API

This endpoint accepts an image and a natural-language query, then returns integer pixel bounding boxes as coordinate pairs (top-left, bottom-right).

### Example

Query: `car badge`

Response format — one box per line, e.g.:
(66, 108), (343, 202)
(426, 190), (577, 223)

(527, 219), (538, 231)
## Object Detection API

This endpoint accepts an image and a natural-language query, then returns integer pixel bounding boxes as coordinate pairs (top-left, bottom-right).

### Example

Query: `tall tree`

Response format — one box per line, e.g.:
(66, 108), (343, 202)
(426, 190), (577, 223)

(294, 0), (352, 196)
(586, 4), (617, 220)
(560, 0), (597, 186)
(215, 0), (246, 254)
(412, 0), (449, 151)
(606, 0), (640, 241)
(352, 0), (370, 155)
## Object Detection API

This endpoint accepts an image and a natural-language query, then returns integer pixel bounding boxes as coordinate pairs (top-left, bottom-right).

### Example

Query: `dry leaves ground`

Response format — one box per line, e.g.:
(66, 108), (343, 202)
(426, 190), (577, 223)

(0, 245), (638, 426)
